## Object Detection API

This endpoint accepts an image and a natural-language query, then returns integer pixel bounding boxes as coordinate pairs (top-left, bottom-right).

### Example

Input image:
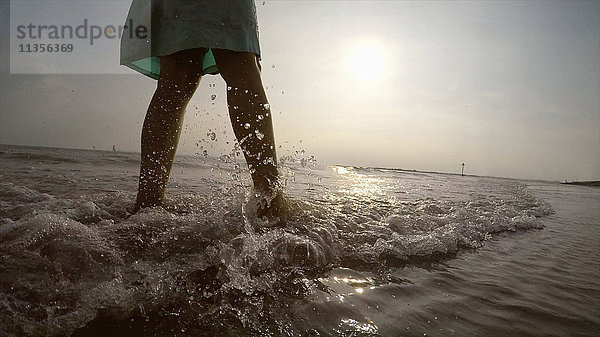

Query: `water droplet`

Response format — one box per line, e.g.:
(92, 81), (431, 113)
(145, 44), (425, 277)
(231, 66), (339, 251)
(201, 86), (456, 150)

(281, 90), (284, 94)
(207, 131), (216, 141)
(202, 150), (208, 157)
(255, 129), (265, 140)
(271, 64), (275, 68)
(257, 114), (264, 121)
(211, 94), (217, 100)
(263, 103), (270, 110)
(244, 123), (251, 129)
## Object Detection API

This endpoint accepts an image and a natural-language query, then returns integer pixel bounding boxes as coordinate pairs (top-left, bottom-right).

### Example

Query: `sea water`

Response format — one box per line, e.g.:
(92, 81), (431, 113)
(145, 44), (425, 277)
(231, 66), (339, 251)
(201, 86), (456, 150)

(0, 145), (598, 336)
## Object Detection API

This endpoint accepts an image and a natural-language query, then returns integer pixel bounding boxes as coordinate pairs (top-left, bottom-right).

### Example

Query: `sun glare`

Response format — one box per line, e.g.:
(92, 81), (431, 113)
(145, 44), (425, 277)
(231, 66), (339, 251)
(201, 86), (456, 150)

(345, 38), (389, 82)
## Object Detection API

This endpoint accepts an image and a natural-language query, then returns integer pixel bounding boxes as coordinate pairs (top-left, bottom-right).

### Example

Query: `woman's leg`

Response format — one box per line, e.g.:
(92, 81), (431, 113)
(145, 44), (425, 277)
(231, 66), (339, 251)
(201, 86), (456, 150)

(134, 49), (206, 210)
(212, 49), (278, 194)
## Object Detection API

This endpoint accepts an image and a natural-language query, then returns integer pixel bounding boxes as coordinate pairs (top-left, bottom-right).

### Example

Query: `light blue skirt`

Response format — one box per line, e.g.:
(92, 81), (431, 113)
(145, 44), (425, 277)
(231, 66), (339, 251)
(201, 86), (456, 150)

(120, 0), (261, 79)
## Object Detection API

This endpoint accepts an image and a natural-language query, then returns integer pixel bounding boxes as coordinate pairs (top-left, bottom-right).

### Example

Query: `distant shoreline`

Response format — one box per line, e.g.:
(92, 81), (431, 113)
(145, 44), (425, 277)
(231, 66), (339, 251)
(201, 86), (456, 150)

(561, 181), (600, 187)
(1, 143), (598, 184)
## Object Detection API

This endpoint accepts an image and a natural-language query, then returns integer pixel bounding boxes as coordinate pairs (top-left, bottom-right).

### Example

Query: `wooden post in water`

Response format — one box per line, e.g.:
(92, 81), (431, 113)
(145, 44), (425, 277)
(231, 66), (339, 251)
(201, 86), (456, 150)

(461, 163), (465, 176)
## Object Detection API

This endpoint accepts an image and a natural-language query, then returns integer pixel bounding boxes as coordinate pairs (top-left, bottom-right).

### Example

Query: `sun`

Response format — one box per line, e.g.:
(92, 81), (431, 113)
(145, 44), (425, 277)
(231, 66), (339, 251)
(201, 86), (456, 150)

(344, 38), (389, 82)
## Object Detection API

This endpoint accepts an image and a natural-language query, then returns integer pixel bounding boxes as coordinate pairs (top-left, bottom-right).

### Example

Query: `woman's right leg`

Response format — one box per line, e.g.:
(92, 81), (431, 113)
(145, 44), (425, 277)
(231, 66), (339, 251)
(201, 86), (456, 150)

(134, 49), (206, 210)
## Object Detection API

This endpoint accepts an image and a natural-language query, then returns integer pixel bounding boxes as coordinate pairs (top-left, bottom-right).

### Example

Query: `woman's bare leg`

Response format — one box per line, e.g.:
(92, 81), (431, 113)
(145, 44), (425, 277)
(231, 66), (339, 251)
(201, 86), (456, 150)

(134, 49), (205, 210)
(212, 49), (278, 194)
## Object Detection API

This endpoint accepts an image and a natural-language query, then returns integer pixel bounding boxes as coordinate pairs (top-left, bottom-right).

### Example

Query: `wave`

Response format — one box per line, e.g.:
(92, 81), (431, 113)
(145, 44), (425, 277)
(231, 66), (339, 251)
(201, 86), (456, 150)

(0, 163), (554, 336)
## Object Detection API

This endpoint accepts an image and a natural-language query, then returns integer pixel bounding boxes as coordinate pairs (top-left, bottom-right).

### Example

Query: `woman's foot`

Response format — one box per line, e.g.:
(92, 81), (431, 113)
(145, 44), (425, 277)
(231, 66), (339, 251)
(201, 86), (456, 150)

(255, 188), (284, 218)
(127, 198), (161, 216)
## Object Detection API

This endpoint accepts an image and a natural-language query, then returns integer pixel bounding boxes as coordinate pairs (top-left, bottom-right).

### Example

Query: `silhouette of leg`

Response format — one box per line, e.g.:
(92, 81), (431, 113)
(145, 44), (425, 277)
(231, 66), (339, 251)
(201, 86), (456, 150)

(134, 48), (206, 210)
(212, 49), (278, 194)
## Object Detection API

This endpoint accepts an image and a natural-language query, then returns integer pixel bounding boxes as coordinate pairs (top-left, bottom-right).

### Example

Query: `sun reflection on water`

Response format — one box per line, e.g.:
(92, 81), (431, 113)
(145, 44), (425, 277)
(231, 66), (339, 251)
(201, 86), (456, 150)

(331, 166), (386, 197)
(328, 272), (376, 296)
(337, 318), (379, 335)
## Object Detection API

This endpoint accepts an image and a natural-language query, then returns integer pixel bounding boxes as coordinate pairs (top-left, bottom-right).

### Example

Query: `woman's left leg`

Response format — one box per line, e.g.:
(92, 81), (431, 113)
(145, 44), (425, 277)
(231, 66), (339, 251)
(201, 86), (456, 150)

(212, 49), (279, 195)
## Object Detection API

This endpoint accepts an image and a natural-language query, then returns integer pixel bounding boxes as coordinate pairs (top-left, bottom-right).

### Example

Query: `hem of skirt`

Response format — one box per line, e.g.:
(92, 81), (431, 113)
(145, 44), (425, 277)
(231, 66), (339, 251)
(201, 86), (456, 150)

(120, 48), (223, 80)
(122, 61), (160, 80)
(120, 44), (259, 80)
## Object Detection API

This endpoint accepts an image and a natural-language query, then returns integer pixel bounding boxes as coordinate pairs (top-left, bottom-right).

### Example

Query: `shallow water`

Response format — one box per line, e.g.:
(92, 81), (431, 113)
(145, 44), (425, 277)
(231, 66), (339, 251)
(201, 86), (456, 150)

(0, 145), (598, 336)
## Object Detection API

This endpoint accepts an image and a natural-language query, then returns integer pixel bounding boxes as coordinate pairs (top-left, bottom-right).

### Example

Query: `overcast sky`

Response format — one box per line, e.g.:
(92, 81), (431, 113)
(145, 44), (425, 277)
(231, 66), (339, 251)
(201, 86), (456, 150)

(1, 0), (598, 182)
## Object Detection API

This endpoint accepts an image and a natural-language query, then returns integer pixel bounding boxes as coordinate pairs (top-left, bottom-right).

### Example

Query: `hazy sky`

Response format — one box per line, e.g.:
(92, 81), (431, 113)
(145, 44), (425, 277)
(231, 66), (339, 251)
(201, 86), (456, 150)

(1, 0), (598, 181)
